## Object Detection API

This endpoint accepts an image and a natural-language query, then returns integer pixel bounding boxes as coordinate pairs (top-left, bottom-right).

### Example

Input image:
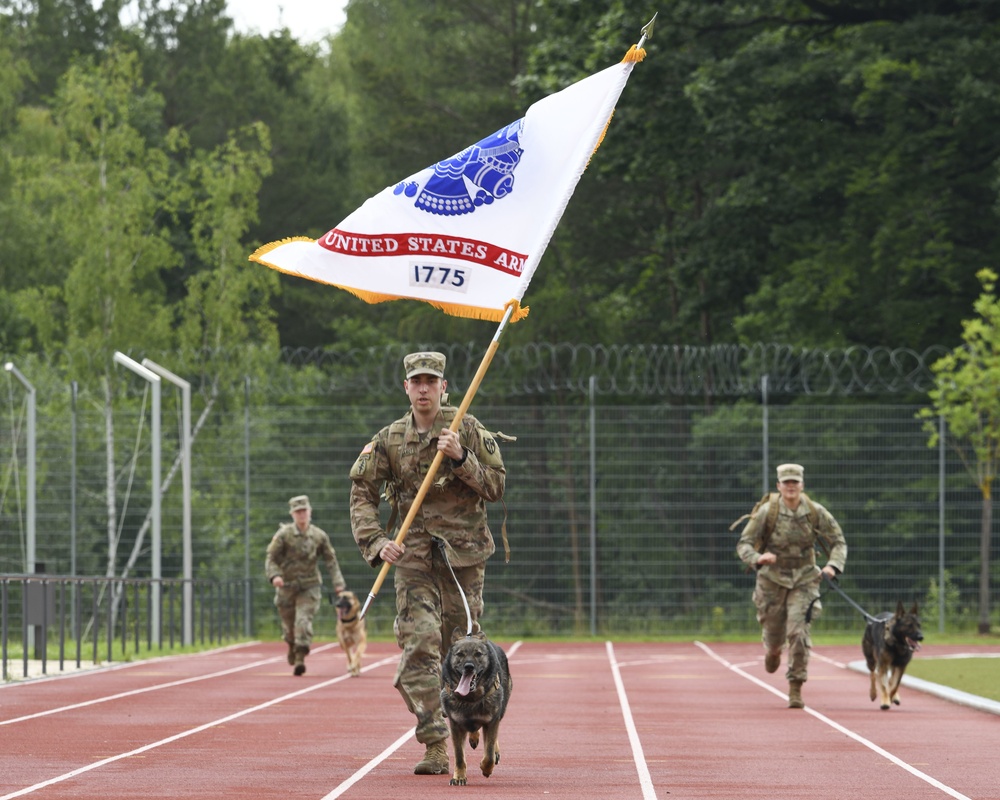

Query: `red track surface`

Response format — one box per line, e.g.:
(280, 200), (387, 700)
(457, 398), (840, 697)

(1, 640), (998, 800)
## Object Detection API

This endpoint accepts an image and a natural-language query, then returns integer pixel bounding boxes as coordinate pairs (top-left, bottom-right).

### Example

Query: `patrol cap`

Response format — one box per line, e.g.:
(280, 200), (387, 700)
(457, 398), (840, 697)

(288, 495), (311, 511)
(403, 351), (446, 379)
(776, 463), (804, 483)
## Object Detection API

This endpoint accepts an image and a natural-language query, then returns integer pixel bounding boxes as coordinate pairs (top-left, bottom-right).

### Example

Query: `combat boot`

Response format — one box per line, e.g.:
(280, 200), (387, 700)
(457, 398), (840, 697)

(285, 638), (296, 666)
(293, 645), (309, 676)
(413, 739), (449, 775)
(788, 680), (804, 709)
(764, 651), (780, 673)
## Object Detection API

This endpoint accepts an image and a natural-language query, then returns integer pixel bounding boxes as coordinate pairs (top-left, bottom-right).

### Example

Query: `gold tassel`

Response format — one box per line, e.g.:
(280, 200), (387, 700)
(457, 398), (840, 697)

(621, 45), (647, 64)
(248, 236), (315, 262)
(503, 298), (530, 322)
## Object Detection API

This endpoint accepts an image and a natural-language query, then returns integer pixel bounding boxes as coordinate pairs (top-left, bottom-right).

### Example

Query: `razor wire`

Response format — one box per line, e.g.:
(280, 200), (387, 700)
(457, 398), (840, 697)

(272, 342), (950, 397)
(1, 342), (950, 399)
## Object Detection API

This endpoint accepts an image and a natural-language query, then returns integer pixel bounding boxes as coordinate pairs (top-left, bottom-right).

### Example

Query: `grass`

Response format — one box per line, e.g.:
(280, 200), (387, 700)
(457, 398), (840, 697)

(904, 656), (1000, 702)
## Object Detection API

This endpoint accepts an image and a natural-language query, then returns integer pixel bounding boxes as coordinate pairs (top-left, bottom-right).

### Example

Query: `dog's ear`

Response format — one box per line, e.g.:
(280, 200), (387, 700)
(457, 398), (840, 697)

(451, 626), (466, 645)
(896, 600), (905, 616)
(910, 601), (919, 615)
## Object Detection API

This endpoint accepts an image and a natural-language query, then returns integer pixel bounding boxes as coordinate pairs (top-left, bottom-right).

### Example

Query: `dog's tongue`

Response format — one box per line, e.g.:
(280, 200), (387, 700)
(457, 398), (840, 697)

(456, 671), (474, 697)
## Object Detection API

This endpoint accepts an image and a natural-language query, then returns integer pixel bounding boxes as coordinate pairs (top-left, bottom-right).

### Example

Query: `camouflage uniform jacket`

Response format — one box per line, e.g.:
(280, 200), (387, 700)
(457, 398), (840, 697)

(349, 405), (505, 572)
(265, 522), (347, 592)
(736, 495), (847, 589)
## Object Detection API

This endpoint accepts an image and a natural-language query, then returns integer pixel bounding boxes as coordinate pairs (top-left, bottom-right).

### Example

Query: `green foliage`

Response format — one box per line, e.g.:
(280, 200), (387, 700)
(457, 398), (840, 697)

(920, 269), (1000, 495)
(924, 569), (964, 629)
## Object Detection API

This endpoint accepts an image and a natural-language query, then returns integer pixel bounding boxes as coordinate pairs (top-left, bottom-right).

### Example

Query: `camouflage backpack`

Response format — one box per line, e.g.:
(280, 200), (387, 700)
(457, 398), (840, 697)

(730, 491), (825, 556)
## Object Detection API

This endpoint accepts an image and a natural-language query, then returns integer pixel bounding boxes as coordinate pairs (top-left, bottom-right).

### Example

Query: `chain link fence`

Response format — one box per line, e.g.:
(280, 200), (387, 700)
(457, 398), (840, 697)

(3, 352), (993, 639)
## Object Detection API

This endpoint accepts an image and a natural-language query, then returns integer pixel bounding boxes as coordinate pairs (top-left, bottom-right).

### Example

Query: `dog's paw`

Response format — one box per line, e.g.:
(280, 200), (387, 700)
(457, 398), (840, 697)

(880, 703), (890, 710)
(892, 698), (900, 705)
(480, 748), (500, 778)
(450, 775), (467, 786)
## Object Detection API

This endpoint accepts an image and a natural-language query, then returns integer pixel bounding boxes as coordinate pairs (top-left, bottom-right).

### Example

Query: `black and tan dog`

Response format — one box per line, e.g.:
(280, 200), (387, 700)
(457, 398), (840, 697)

(440, 628), (512, 786)
(335, 591), (367, 677)
(862, 601), (923, 710)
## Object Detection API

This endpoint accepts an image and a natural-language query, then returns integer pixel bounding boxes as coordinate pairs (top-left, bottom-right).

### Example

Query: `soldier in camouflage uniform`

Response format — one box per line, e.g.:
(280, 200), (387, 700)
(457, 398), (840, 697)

(736, 463), (847, 708)
(349, 351), (505, 775)
(266, 495), (347, 676)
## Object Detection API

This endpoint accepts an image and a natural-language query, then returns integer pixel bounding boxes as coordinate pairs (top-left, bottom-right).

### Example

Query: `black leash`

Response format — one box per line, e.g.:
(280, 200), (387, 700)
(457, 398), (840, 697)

(811, 574), (877, 624)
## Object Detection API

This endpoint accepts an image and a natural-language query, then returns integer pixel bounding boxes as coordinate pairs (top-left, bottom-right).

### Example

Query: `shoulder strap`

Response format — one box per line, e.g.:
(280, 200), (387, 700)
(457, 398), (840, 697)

(800, 492), (829, 556)
(760, 492), (780, 550)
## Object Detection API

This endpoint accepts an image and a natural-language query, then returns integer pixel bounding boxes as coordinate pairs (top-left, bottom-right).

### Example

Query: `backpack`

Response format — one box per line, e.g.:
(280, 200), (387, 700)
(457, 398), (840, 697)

(730, 491), (827, 556)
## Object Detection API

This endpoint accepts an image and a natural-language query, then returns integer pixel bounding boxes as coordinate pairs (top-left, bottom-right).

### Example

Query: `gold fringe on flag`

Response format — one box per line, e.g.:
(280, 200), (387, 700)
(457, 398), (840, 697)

(621, 45), (647, 64)
(249, 237), (315, 260)
(250, 240), (531, 323)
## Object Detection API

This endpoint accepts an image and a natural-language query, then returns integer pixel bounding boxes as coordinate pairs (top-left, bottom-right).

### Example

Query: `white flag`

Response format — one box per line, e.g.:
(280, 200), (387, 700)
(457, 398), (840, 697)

(250, 50), (644, 322)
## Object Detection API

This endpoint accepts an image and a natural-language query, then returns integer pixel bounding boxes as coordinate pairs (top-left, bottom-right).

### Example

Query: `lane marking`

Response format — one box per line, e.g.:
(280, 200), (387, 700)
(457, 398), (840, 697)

(606, 641), (658, 800)
(0, 641), (262, 690)
(0, 642), (340, 726)
(0, 654), (399, 799)
(695, 641), (972, 800)
(319, 640), (523, 800)
(811, 651), (847, 669)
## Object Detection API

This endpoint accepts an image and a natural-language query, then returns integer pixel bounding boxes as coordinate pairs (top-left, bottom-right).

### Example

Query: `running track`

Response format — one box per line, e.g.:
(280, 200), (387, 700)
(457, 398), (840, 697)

(1, 641), (998, 800)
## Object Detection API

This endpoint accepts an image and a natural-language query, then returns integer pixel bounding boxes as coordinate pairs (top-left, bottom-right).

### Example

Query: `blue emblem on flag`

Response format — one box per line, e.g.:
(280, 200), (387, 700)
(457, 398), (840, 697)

(394, 120), (524, 216)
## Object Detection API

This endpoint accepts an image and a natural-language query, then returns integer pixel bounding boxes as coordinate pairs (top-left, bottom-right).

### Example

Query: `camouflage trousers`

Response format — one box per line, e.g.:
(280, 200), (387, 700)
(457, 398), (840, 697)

(392, 549), (486, 744)
(752, 574), (822, 683)
(273, 584), (322, 650)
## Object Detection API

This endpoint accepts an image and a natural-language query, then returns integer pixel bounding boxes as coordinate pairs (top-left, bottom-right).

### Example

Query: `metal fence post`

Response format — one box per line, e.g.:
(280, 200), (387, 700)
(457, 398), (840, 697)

(589, 375), (597, 636)
(939, 414), (946, 634)
(113, 352), (161, 647)
(141, 359), (193, 646)
(244, 376), (252, 637)
(761, 374), (769, 494)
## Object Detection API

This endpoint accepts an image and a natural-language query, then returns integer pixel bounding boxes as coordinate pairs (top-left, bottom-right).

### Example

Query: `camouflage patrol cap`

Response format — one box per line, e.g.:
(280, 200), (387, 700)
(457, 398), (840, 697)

(288, 495), (311, 511)
(403, 351), (446, 379)
(776, 463), (804, 483)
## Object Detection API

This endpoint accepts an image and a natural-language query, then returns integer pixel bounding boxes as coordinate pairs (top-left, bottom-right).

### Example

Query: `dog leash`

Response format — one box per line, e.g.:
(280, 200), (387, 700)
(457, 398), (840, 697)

(814, 574), (877, 623)
(433, 536), (474, 636)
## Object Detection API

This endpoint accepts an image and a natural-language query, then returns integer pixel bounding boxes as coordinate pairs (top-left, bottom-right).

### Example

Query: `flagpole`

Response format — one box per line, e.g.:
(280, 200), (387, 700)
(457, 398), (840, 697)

(638, 13), (657, 50)
(360, 302), (517, 619)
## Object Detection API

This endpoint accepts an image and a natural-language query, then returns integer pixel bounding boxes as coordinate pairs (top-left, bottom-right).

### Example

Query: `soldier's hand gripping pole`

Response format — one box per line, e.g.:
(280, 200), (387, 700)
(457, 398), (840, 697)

(359, 303), (517, 620)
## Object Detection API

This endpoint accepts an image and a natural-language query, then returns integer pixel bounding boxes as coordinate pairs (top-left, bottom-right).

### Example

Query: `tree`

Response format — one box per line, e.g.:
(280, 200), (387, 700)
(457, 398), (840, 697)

(919, 268), (1000, 634)
(9, 46), (181, 582)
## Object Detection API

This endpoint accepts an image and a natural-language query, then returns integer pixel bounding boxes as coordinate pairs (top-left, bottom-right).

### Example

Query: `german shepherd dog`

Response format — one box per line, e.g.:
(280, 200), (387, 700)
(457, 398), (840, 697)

(862, 601), (923, 710)
(335, 591), (367, 677)
(440, 628), (513, 786)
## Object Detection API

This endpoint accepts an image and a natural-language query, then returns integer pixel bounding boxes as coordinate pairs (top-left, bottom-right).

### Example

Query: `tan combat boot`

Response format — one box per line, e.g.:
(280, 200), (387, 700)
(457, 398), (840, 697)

(413, 739), (449, 775)
(788, 680), (804, 708)
(293, 646), (309, 676)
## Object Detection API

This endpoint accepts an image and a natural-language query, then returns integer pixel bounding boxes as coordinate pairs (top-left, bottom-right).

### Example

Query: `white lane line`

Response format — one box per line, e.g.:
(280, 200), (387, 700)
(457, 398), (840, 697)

(0, 641), (262, 690)
(319, 639), (523, 800)
(0, 642), (340, 726)
(811, 650), (848, 669)
(695, 641), (972, 800)
(0, 654), (399, 800)
(606, 641), (658, 800)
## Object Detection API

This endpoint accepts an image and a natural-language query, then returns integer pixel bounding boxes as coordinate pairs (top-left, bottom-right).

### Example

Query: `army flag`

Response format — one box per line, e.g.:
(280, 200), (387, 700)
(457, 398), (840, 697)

(250, 47), (646, 322)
